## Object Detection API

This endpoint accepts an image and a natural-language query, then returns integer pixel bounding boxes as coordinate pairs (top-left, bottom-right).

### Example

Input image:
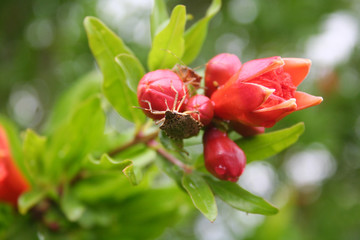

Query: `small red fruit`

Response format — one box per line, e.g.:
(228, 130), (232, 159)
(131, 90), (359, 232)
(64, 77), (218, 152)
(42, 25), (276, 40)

(203, 128), (246, 182)
(137, 70), (188, 120)
(205, 53), (242, 97)
(185, 95), (214, 126)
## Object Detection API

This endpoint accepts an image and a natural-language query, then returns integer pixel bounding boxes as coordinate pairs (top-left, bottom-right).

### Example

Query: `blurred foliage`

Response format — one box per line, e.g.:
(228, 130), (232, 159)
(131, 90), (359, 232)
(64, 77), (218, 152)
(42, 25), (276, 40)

(1, 0), (360, 239)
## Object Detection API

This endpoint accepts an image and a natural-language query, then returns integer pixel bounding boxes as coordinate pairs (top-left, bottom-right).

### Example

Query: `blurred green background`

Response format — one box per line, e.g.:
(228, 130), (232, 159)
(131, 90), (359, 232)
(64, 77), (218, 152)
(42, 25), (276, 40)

(1, 0), (360, 239)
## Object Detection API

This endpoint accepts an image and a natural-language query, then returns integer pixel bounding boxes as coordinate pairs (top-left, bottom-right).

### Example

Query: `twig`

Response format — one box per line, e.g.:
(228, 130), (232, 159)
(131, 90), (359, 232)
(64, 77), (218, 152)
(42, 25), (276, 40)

(108, 128), (192, 173)
(147, 140), (193, 173)
(108, 130), (159, 157)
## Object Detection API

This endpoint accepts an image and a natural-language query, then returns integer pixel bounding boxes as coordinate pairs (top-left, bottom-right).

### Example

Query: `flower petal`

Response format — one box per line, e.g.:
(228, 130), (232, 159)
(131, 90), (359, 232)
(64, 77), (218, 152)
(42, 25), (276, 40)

(295, 91), (323, 110)
(254, 98), (297, 113)
(236, 56), (284, 83)
(212, 82), (274, 120)
(283, 58), (311, 87)
(243, 99), (297, 127)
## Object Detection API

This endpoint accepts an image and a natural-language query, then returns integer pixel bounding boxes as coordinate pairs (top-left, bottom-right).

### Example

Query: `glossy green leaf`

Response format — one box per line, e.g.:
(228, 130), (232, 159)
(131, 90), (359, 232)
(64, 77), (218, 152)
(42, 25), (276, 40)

(150, 0), (169, 39)
(84, 16), (145, 125)
(115, 54), (145, 93)
(182, 0), (221, 64)
(46, 96), (105, 180)
(148, 5), (186, 71)
(18, 189), (47, 215)
(236, 122), (305, 162)
(22, 129), (46, 181)
(182, 174), (217, 222)
(205, 177), (279, 215)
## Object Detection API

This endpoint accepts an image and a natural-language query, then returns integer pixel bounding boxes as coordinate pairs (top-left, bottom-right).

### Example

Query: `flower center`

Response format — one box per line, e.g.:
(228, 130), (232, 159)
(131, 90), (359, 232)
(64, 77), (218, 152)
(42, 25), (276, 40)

(250, 67), (296, 100)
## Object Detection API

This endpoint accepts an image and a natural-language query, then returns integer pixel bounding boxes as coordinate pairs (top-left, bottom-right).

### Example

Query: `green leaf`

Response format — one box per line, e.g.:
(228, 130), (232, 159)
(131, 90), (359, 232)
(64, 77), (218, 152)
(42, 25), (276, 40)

(122, 163), (143, 185)
(115, 54), (145, 93)
(182, 0), (221, 64)
(84, 16), (145, 125)
(182, 174), (217, 222)
(148, 5), (186, 71)
(18, 189), (47, 214)
(46, 96), (105, 181)
(205, 177), (279, 215)
(86, 154), (132, 171)
(121, 147), (156, 185)
(61, 187), (86, 222)
(155, 157), (184, 189)
(159, 131), (187, 158)
(22, 129), (46, 182)
(150, 0), (169, 39)
(236, 122), (305, 163)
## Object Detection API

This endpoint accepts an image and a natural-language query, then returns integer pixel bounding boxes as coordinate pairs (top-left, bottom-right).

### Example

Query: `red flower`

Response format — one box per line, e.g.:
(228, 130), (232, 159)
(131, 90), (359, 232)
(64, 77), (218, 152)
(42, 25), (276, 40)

(205, 53), (242, 97)
(211, 56), (323, 127)
(185, 95), (214, 126)
(203, 128), (246, 182)
(0, 125), (29, 206)
(137, 70), (188, 120)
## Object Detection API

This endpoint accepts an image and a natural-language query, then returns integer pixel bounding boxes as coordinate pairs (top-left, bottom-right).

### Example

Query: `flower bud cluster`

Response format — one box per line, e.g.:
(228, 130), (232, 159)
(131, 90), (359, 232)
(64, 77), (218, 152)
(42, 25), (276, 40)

(136, 53), (322, 181)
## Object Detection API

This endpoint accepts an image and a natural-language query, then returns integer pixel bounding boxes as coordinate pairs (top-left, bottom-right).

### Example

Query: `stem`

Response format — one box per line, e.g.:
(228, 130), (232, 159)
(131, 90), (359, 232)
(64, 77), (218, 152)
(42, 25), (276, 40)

(108, 126), (192, 173)
(147, 140), (193, 173)
(108, 130), (159, 157)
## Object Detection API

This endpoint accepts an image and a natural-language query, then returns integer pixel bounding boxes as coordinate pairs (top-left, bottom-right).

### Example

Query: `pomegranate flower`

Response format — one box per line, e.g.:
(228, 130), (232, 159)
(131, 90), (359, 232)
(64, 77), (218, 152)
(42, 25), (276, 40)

(211, 56), (323, 128)
(203, 127), (246, 182)
(137, 70), (188, 120)
(0, 125), (29, 206)
(205, 53), (242, 97)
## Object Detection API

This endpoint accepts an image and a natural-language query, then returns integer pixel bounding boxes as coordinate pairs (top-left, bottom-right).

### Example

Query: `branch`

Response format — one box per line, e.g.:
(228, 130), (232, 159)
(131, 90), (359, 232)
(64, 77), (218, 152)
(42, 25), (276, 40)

(108, 130), (159, 157)
(147, 140), (193, 173)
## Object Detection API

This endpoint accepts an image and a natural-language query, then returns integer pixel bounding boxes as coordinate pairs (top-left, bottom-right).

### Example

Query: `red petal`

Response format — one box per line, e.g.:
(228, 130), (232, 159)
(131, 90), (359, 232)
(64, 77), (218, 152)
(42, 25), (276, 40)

(233, 56), (284, 84)
(243, 99), (297, 127)
(254, 98), (297, 113)
(295, 91), (323, 110)
(212, 82), (274, 120)
(283, 58), (311, 87)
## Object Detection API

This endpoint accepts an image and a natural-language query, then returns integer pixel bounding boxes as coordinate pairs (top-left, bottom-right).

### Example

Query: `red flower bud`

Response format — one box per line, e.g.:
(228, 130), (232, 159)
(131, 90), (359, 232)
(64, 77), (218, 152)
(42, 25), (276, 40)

(211, 56), (323, 128)
(205, 53), (242, 97)
(137, 70), (188, 120)
(230, 120), (265, 137)
(185, 95), (214, 126)
(0, 125), (29, 206)
(203, 128), (246, 182)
